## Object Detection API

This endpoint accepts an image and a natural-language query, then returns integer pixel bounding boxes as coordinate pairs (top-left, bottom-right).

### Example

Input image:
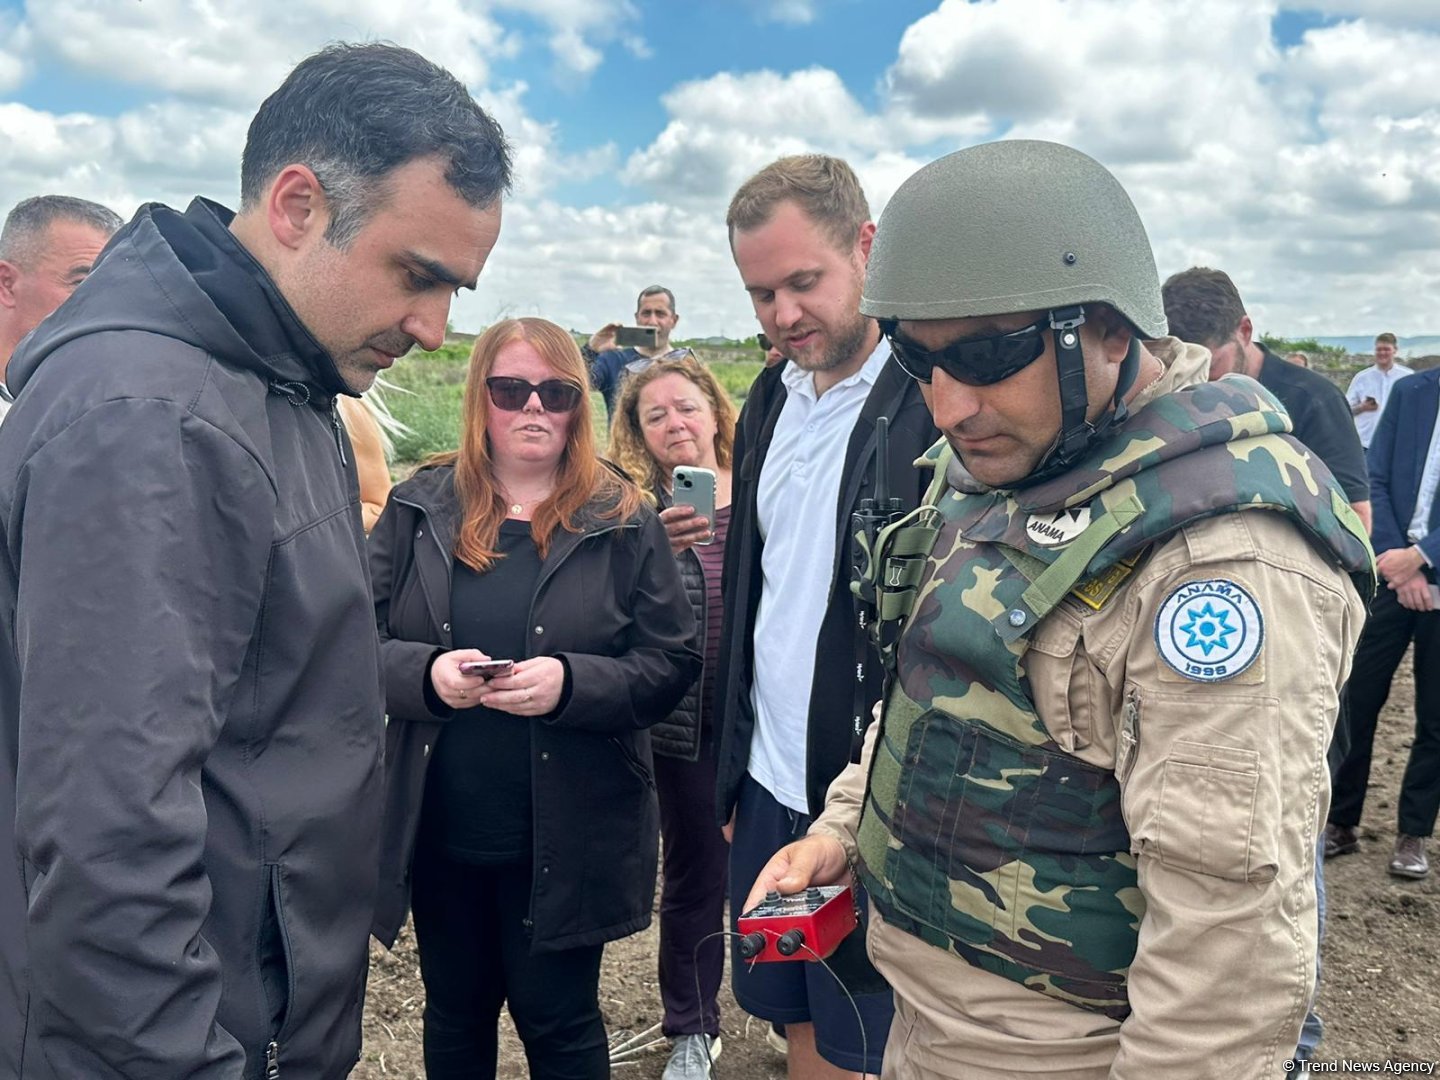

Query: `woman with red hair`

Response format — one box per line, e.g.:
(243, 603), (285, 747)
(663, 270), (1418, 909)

(369, 317), (699, 1079)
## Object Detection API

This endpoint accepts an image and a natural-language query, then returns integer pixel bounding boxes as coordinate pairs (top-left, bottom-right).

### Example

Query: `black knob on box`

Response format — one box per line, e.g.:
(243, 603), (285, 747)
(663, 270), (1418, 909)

(775, 929), (806, 957)
(738, 932), (767, 960)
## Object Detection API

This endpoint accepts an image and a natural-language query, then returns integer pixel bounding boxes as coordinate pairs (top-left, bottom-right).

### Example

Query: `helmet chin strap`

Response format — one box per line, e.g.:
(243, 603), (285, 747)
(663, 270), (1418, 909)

(1014, 305), (1142, 489)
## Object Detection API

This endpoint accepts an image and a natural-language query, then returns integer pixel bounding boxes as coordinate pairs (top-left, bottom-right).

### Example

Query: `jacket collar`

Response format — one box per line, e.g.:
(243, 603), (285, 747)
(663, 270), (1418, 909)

(175, 198), (350, 403)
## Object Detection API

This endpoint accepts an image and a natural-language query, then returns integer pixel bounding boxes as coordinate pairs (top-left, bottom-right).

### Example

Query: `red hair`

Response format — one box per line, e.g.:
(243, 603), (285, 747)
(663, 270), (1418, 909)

(431, 317), (641, 572)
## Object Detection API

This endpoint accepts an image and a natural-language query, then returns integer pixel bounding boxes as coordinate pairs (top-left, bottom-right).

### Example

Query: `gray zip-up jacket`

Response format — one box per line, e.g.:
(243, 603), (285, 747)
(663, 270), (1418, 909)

(0, 199), (384, 1079)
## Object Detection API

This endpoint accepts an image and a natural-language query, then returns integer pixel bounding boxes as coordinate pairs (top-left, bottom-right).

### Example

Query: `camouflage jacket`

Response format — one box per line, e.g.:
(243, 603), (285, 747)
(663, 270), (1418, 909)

(853, 342), (1373, 1023)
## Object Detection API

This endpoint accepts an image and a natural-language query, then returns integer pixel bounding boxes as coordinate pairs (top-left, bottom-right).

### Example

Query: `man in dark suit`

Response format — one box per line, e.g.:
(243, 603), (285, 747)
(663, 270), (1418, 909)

(1327, 365), (1440, 879)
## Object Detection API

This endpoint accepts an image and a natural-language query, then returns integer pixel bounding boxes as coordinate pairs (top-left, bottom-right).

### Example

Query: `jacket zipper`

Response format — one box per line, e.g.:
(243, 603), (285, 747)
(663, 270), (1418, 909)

(329, 402), (348, 466)
(265, 1040), (280, 1079)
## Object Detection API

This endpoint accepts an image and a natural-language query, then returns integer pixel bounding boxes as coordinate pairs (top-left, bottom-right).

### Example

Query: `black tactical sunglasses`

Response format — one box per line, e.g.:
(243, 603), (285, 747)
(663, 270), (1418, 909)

(879, 315), (1051, 387)
(485, 376), (584, 413)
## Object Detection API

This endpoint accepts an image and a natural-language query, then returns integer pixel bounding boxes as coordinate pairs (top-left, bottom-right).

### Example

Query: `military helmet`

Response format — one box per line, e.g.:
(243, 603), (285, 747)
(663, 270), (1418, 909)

(860, 140), (1166, 338)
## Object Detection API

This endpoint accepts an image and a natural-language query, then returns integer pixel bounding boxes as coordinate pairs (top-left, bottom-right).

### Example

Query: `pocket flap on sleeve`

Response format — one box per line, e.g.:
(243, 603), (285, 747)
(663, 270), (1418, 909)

(1155, 741), (1271, 881)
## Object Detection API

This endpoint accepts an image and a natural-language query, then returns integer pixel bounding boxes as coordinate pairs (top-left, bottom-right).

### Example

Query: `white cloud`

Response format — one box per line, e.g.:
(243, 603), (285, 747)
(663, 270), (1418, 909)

(887, 0), (1294, 162)
(620, 34), (653, 60)
(1285, 16), (1440, 123)
(18, 0), (646, 104)
(0, 64), (604, 239)
(478, 82), (620, 199)
(1299, 1), (1440, 25)
(0, 100), (253, 220)
(5, 1), (1440, 337)
(491, 0), (645, 74)
(0, 15), (30, 94)
(23, 0), (514, 107)
(757, 0), (819, 25)
(623, 68), (894, 202)
(454, 198), (752, 336)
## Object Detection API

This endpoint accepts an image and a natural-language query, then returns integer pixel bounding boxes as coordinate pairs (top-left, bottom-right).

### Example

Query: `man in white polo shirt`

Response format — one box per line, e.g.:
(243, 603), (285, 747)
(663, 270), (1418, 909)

(1347, 332), (1413, 451)
(709, 155), (936, 1080)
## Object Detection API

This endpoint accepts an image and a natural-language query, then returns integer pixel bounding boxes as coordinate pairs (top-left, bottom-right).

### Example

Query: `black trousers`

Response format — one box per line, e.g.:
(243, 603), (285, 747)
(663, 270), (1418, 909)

(410, 852), (608, 1079)
(1330, 584), (1440, 837)
(654, 736), (728, 1038)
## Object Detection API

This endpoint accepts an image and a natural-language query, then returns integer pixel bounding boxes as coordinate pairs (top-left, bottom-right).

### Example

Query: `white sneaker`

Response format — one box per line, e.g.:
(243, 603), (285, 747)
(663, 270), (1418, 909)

(662, 1033), (721, 1080)
(765, 1024), (788, 1057)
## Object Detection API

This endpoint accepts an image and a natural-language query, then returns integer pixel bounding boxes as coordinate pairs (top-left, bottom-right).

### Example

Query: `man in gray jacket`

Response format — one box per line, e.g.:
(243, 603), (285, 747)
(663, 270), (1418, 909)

(0, 44), (510, 1079)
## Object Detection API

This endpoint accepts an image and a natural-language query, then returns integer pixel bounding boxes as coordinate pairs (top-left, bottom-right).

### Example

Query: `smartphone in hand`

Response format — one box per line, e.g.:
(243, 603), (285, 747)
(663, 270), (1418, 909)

(459, 659), (515, 678)
(615, 326), (658, 348)
(673, 466), (717, 545)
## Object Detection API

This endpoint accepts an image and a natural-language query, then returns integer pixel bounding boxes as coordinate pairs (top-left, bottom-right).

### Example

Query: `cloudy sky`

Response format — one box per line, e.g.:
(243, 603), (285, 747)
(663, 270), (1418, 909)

(2, 0), (1437, 340)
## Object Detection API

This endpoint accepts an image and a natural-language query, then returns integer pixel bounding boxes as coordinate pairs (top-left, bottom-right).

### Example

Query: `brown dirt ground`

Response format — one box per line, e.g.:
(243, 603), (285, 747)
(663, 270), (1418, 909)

(353, 662), (1438, 1078)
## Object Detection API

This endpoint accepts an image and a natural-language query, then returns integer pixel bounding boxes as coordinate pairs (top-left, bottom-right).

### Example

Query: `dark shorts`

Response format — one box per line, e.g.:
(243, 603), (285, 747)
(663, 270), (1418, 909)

(729, 773), (893, 1074)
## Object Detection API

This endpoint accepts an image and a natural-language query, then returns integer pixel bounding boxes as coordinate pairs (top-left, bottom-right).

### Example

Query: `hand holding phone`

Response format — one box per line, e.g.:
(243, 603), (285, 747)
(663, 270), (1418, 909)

(459, 659), (515, 679)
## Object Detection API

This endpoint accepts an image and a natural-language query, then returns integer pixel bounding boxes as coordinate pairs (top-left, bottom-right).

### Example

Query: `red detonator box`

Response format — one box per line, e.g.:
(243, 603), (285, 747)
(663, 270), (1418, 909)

(737, 886), (858, 963)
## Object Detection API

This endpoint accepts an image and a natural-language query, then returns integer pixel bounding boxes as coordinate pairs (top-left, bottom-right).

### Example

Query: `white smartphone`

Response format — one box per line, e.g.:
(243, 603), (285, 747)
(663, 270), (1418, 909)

(1429, 584), (1440, 609)
(673, 466), (717, 545)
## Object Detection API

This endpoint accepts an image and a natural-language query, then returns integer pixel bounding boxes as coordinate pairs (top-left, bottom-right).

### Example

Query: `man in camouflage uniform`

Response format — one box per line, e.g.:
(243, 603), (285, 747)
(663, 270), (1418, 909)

(744, 141), (1372, 1079)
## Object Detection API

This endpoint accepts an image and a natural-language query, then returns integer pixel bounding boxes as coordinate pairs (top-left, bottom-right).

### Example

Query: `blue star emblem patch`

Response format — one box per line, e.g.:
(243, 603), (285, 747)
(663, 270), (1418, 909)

(1155, 578), (1263, 682)
(1179, 601), (1235, 656)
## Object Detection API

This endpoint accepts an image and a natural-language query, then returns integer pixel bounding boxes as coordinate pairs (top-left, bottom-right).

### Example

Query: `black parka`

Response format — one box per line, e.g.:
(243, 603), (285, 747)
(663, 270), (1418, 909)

(369, 464), (700, 952)
(0, 200), (384, 1079)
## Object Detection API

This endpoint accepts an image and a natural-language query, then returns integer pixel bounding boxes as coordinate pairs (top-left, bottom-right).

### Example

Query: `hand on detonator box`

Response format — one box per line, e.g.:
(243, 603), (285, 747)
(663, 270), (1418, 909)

(737, 885), (858, 963)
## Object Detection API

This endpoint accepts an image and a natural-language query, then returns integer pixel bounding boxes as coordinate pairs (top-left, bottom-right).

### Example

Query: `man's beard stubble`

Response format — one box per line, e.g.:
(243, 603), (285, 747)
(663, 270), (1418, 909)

(789, 310), (874, 375)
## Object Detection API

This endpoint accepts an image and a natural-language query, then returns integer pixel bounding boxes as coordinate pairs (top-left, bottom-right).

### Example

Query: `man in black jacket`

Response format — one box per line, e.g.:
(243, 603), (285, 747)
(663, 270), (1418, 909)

(0, 44), (510, 1079)
(1161, 267), (1371, 529)
(712, 155), (937, 1080)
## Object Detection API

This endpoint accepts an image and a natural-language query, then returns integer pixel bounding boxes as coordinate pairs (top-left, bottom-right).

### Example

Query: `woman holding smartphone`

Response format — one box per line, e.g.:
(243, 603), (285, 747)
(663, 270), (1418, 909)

(610, 357), (736, 1079)
(370, 318), (699, 1080)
